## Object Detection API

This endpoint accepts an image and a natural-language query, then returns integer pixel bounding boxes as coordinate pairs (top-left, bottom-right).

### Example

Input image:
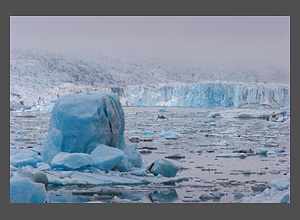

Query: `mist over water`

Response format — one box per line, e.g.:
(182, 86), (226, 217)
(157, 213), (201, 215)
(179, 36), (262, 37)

(10, 16), (290, 81)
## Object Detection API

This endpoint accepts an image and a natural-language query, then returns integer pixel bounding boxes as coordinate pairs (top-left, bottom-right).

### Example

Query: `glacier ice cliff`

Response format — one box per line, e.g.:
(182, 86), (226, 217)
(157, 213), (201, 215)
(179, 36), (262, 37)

(120, 82), (290, 109)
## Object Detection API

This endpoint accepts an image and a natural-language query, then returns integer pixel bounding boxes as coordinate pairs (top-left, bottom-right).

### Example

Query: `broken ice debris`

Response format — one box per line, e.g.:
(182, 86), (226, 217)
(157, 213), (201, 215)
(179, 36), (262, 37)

(207, 112), (221, 118)
(51, 152), (98, 170)
(160, 131), (182, 138)
(148, 158), (179, 177)
(90, 144), (124, 171)
(216, 153), (247, 158)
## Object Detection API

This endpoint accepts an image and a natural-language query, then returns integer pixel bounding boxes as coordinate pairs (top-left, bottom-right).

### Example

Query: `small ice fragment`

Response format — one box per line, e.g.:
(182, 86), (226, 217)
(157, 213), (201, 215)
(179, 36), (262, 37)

(207, 112), (221, 118)
(160, 131), (182, 138)
(204, 119), (215, 123)
(234, 192), (244, 200)
(199, 193), (213, 200)
(216, 153), (247, 158)
(211, 192), (224, 199)
(158, 108), (167, 112)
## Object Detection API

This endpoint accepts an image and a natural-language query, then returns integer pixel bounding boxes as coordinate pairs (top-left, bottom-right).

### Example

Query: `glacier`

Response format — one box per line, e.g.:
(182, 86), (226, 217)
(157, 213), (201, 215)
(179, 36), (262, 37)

(120, 82), (290, 109)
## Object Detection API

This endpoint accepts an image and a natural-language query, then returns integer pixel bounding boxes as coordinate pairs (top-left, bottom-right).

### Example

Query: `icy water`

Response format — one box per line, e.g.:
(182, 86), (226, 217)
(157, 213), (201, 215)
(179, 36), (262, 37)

(10, 107), (290, 203)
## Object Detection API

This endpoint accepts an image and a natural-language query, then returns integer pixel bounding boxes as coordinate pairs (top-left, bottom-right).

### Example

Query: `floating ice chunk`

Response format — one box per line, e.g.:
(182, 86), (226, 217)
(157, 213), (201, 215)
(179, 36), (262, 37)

(48, 93), (125, 154)
(110, 196), (141, 203)
(211, 192), (224, 199)
(148, 158), (178, 177)
(258, 148), (285, 156)
(51, 152), (98, 170)
(266, 150), (277, 157)
(158, 108), (167, 112)
(207, 112), (221, 118)
(270, 173), (290, 191)
(10, 151), (42, 168)
(149, 189), (178, 203)
(10, 177), (47, 203)
(204, 118), (215, 123)
(129, 130), (154, 136)
(116, 144), (142, 172)
(42, 127), (62, 165)
(199, 193), (213, 200)
(216, 153), (247, 158)
(131, 168), (154, 177)
(280, 191), (290, 203)
(275, 117), (288, 122)
(144, 130), (155, 136)
(90, 144), (124, 171)
(160, 131), (182, 138)
(243, 174), (290, 203)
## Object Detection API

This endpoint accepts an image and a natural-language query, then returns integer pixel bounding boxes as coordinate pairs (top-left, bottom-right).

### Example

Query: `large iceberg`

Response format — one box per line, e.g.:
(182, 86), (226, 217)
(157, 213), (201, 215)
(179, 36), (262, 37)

(45, 93), (125, 156)
(41, 93), (147, 172)
(120, 82), (290, 109)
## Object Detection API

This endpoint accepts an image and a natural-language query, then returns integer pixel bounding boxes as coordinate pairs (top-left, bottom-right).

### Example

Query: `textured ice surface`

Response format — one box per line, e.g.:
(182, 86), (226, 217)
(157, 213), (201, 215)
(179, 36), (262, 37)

(90, 144), (124, 171)
(10, 177), (47, 203)
(116, 144), (142, 172)
(51, 152), (98, 170)
(42, 127), (62, 164)
(10, 150), (42, 168)
(46, 169), (185, 186)
(49, 93), (125, 154)
(243, 174), (290, 203)
(149, 158), (179, 177)
(121, 82), (290, 109)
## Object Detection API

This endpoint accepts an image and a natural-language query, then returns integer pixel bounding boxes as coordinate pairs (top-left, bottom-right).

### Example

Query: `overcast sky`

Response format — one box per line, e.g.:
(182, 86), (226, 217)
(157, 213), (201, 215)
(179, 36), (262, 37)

(10, 16), (290, 71)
